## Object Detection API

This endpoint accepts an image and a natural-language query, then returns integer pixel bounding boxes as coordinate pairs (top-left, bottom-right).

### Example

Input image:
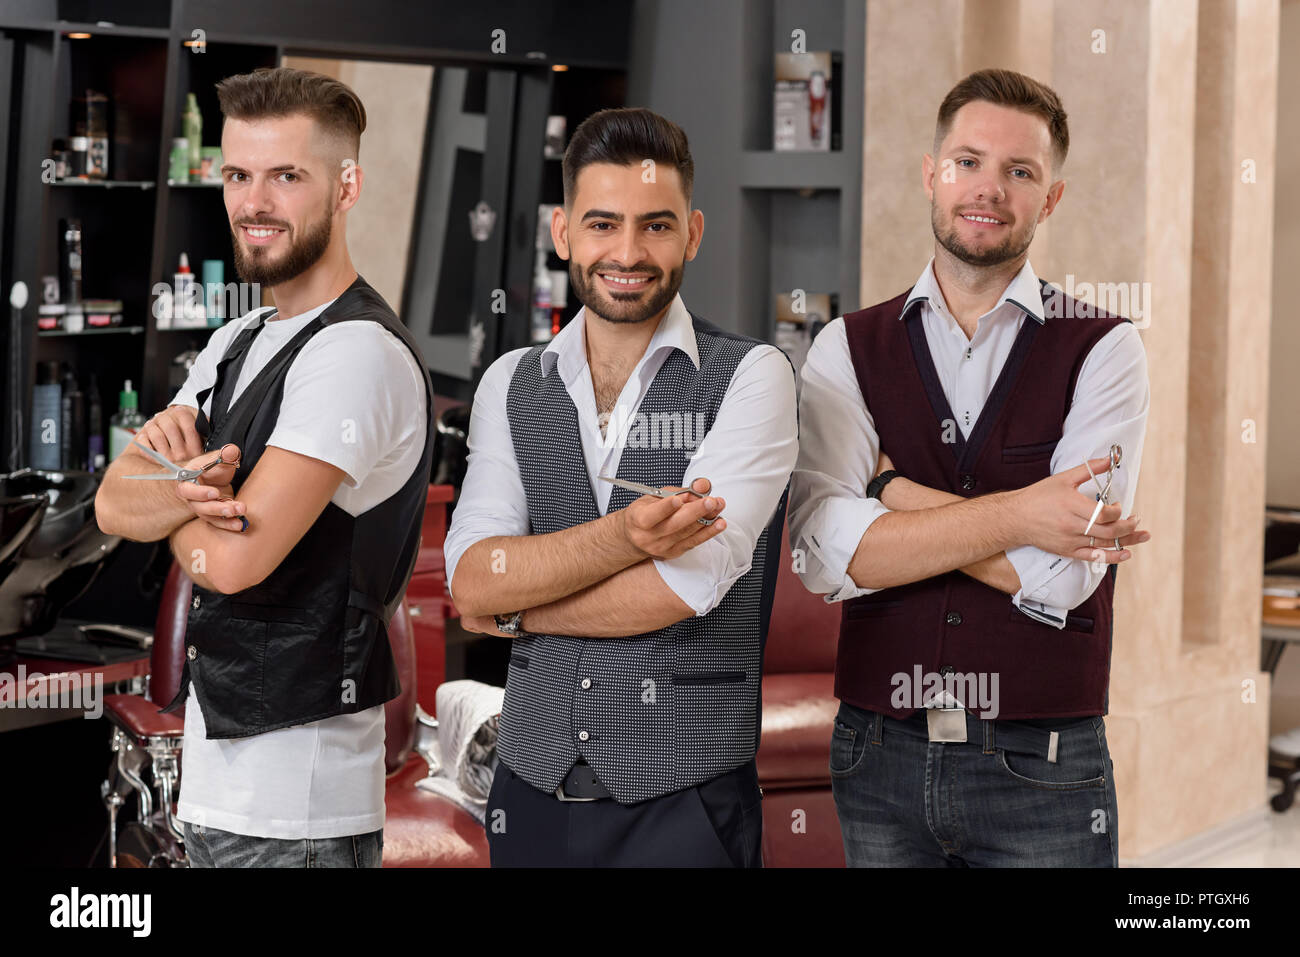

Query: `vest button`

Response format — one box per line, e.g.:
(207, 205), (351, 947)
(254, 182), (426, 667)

(945, 611), (963, 626)
(939, 664), (955, 676)
(580, 678), (592, 690)
(192, 595), (200, 610)
(960, 475), (975, 490)
(578, 730), (590, 742)
(186, 645), (197, 661)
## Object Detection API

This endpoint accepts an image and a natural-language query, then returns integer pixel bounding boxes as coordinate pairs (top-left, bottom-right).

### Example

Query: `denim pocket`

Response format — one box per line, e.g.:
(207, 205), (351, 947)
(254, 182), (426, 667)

(829, 718), (869, 777)
(996, 746), (1106, 790)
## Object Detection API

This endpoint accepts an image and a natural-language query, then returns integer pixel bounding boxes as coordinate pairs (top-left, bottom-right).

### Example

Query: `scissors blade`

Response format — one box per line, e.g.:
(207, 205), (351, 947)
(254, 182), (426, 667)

(123, 473), (185, 480)
(599, 475), (669, 498)
(1082, 497), (1107, 538)
(598, 475), (705, 499)
(131, 438), (184, 474)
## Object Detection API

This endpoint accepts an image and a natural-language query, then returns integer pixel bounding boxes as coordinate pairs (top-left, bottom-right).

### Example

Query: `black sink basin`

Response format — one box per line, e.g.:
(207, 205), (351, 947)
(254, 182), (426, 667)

(0, 469), (122, 666)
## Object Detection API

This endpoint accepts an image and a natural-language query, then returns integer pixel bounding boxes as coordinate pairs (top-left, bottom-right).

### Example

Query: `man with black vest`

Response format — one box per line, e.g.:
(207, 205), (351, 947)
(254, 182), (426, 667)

(788, 69), (1151, 866)
(445, 107), (797, 867)
(94, 68), (434, 867)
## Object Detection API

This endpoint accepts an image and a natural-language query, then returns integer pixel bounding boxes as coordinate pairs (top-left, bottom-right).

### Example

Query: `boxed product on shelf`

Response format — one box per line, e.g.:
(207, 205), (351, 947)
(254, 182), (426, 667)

(774, 291), (835, 374)
(773, 51), (842, 152)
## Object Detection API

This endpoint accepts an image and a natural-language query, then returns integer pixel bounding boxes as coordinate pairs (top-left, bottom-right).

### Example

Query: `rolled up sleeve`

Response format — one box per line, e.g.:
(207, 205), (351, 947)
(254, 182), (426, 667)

(787, 318), (891, 602)
(652, 345), (798, 616)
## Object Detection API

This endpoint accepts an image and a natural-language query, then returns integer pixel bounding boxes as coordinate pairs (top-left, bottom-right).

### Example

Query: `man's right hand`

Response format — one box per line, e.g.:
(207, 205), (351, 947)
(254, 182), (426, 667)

(172, 445), (247, 532)
(619, 476), (727, 561)
(1010, 457), (1150, 561)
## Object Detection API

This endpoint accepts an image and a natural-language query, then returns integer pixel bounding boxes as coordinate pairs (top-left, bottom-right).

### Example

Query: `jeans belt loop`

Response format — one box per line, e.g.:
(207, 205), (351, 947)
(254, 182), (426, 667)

(871, 710), (883, 746)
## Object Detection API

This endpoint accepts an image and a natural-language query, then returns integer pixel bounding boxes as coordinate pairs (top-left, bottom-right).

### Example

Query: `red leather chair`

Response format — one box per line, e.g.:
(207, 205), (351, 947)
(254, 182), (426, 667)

(757, 521), (846, 867)
(99, 546), (489, 867)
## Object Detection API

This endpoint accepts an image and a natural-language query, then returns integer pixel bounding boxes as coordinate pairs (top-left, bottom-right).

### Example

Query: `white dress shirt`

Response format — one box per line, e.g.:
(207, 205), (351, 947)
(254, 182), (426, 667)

(787, 258), (1149, 626)
(444, 293), (798, 618)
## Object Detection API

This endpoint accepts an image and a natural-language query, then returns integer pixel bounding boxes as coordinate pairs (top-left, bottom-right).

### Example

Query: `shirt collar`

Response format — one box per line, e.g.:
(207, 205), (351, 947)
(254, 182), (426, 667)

(540, 292), (700, 382)
(900, 258), (1045, 325)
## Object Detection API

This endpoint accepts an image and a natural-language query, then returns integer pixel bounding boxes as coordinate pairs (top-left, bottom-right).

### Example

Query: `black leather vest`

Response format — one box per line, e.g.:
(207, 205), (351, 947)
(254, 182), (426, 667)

(160, 276), (436, 738)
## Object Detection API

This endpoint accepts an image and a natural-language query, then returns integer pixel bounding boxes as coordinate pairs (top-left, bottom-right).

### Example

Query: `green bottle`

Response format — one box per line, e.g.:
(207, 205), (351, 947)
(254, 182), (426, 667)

(108, 379), (146, 461)
(183, 93), (202, 182)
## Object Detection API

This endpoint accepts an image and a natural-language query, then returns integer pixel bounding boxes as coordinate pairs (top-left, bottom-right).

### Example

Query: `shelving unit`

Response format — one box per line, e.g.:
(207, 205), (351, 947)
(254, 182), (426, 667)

(627, 0), (863, 343)
(2, 0), (635, 460)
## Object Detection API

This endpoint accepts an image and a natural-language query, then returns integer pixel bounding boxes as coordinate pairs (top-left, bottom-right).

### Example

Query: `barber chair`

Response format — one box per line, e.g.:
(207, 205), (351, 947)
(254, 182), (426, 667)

(0, 468), (121, 667)
(757, 519), (846, 867)
(97, 553), (490, 867)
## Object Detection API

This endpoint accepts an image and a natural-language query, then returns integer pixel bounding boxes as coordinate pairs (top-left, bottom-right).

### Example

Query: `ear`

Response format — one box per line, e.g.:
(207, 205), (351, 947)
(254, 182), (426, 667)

(551, 204), (570, 259)
(1039, 178), (1066, 223)
(922, 153), (937, 201)
(684, 208), (704, 262)
(335, 159), (362, 214)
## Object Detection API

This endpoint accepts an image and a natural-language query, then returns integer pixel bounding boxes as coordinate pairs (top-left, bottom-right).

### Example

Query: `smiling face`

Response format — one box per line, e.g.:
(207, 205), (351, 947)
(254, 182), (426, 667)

(552, 162), (703, 325)
(923, 100), (1064, 268)
(221, 113), (353, 288)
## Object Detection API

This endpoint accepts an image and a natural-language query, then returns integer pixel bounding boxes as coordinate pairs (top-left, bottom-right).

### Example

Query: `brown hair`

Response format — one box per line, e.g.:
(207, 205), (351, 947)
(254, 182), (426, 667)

(934, 68), (1068, 171)
(563, 107), (695, 206)
(215, 67), (367, 161)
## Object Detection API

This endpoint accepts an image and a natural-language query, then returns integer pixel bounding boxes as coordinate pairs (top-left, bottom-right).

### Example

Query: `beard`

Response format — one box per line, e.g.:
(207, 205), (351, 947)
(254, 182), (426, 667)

(931, 200), (1035, 267)
(568, 255), (685, 325)
(231, 201), (333, 287)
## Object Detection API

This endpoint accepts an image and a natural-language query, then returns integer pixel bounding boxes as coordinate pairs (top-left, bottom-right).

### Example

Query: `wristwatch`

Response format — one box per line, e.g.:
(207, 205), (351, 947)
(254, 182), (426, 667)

(865, 469), (899, 501)
(493, 611), (529, 637)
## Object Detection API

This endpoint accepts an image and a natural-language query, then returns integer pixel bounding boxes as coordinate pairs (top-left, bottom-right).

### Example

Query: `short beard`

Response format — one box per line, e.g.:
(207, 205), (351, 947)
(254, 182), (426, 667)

(231, 201), (333, 288)
(569, 256), (684, 325)
(931, 201), (1034, 267)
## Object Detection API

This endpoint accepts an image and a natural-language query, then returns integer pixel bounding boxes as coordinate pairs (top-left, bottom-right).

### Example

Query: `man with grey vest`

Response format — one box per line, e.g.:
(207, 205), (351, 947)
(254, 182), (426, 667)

(446, 107), (797, 867)
(789, 69), (1150, 866)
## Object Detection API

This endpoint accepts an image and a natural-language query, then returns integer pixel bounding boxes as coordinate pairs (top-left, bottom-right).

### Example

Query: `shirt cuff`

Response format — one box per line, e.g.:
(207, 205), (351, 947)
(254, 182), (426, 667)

(1006, 544), (1068, 629)
(653, 537), (748, 618)
(803, 496), (891, 603)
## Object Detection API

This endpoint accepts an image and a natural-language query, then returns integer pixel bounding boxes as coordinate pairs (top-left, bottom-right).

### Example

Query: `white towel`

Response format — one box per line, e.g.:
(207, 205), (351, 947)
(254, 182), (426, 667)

(414, 679), (505, 823)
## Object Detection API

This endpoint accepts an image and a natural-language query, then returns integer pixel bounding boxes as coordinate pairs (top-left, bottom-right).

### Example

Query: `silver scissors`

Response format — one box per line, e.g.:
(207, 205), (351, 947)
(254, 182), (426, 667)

(124, 438), (235, 483)
(1082, 444), (1123, 544)
(598, 475), (716, 526)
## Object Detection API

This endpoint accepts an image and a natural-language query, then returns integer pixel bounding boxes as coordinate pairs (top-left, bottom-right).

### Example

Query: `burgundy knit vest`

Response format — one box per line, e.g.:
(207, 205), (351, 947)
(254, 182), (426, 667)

(838, 280), (1128, 719)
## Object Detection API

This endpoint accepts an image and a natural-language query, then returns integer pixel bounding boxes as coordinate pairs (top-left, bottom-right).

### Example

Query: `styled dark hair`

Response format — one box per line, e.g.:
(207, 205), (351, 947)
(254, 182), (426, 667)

(562, 107), (695, 205)
(935, 68), (1069, 171)
(215, 66), (367, 160)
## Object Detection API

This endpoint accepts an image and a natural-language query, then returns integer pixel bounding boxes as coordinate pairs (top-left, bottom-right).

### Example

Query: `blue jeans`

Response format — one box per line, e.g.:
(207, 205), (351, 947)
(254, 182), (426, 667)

(182, 821), (384, 868)
(830, 702), (1118, 867)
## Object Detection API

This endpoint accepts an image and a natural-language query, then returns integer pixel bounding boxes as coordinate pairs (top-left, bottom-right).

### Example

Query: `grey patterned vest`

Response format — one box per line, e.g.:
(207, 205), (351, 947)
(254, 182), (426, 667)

(498, 313), (787, 803)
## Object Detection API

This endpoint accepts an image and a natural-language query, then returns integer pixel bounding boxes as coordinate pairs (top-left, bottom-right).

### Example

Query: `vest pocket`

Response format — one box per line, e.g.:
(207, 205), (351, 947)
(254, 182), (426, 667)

(1001, 439), (1059, 463)
(230, 601), (310, 624)
(1008, 607), (1095, 634)
(672, 670), (745, 685)
(845, 597), (905, 620)
(509, 653), (530, 669)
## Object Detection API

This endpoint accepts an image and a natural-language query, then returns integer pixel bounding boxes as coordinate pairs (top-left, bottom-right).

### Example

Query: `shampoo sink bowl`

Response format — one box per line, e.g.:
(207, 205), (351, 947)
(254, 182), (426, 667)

(0, 469), (121, 666)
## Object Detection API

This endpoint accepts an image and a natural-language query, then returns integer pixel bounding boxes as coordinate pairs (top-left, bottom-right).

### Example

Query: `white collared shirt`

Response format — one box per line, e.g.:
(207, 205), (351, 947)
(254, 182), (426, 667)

(444, 293), (798, 617)
(787, 258), (1149, 626)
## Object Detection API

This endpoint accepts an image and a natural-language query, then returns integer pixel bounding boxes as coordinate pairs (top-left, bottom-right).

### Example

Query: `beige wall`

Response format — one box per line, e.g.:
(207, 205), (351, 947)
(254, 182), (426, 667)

(1268, 0), (1300, 733)
(282, 56), (433, 317)
(861, 0), (1281, 861)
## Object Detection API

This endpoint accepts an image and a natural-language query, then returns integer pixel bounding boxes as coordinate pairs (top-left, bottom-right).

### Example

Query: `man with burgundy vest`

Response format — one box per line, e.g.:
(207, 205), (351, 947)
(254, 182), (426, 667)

(789, 69), (1150, 867)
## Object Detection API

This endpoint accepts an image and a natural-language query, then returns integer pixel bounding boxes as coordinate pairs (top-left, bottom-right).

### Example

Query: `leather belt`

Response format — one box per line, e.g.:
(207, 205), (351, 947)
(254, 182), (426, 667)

(554, 761), (612, 802)
(910, 707), (1083, 764)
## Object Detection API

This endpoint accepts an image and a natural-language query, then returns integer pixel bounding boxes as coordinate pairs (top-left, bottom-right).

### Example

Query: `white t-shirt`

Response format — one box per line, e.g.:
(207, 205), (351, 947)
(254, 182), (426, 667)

(168, 298), (427, 840)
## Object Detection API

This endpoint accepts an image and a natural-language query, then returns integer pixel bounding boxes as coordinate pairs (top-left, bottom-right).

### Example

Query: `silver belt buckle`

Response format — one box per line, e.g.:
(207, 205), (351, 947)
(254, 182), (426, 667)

(925, 691), (968, 743)
(554, 784), (597, 803)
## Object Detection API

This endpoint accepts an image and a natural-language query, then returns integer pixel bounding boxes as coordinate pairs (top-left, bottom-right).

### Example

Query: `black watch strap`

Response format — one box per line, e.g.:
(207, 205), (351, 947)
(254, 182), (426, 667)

(866, 469), (900, 500)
